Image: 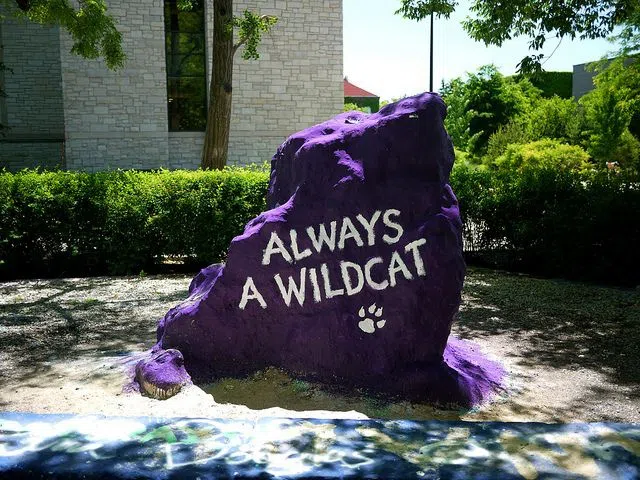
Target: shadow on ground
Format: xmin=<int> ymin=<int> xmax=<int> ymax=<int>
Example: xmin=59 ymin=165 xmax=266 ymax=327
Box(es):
xmin=458 ymin=267 xmax=640 ymax=387
xmin=0 ymin=275 xmax=190 ymax=387
xmin=1 ymin=269 xmax=638 ymax=422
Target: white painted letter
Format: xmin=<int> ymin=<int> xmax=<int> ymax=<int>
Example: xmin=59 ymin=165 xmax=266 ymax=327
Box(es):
xmin=388 ymin=251 xmax=413 ymax=287
xmin=382 ymin=209 xmax=404 ymax=244
xmin=340 ymin=261 xmax=364 ymax=296
xmin=356 ymin=210 xmax=381 ymax=246
xmin=320 ymin=263 xmax=344 ymax=298
xmin=404 ymin=238 xmax=427 ymax=276
xmin=239 ymin=276 xmax=267 ymax=310
xmin=364 ymin=257 xmax=389 ymax=291
xmin=274 ymin=268 xmax=307 ymax=307
xmin=262 ymin=231 xmax=293 ymax=265
xmin=289 ymin=229 xmax=312 ymax=261
xmin=306 ymin=221 xmax=337 ymax=253
xmin=338 ymin=217 xmax=364 ymax=250
xmin=308 ymin=267 xmax=322 ymax=303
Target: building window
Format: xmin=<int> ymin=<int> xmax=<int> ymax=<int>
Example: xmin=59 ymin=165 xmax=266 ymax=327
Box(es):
xmin=164 ymin=0 xmax=207 ymax=131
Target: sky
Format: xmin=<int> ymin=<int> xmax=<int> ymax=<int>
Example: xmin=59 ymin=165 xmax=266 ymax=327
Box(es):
xmin=343 ymin=0 xmax=622 ymax=101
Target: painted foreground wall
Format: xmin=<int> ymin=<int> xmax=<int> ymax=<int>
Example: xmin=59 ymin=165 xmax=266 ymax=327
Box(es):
xmin=0 ymin=413 xmax=638 ymax=479
xmin=0 ymin=0 xmax=342 ymax=171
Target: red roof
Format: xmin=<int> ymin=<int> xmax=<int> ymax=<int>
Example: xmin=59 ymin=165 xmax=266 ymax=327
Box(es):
xmin=344 ymin=79 xmax=379 ymax=98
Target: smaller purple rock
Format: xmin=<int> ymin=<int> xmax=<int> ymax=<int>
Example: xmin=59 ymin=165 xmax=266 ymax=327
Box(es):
xmin=135 ymin=348 xmax=192 ymax=400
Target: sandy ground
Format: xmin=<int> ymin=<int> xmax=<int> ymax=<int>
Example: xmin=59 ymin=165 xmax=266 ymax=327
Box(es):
xmin=0 ymin=271 xmax=638 ymax=423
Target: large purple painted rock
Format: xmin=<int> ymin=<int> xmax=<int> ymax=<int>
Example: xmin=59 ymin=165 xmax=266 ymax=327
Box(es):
xmin=150 ymin=93 xmax=504 ymax=406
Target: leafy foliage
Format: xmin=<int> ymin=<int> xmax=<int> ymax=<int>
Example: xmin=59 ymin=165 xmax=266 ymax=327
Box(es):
xmin=0 ymin=168 xmax=268 ymax=279
xmin=590 ymin=55 xmax=640 ymax=136
xmin=608 ymin=129 xmax=640 ymax=172
xmin=485 ymin=121 xmax=532 ymax=161
xmin=395 ymin=0 xmax=456 ymax=20
xmin=493 ymin=140 xmax=592 ymax=174
xmin=528 ymin=96 xmax=582 ymax=144
xmin=515 ymin=71 xmax=573 ymax=99
xmin=397 ymin=0 xmax=640 ymax=73
xmin=232 ymin=10 xmax=277 ymax=60
xmin=580 ymin=80 xmax=633 ymax=165
xmin=451 ymin=61 xmax=640 ymax=175
xmin=451 ymin=162 xmax=640 ymax=285
xmin=1 ymin=0 xmax=126 ymax=69
xmin=440 ymin=65 xmax=540 ymax=155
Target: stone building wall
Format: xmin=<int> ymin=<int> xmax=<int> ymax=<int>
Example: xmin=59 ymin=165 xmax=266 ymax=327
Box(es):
xmin=169 ymin=0 xmax=344 ymax=168
xmin=58 ymin=0 xmax=169 ymax=171
xmin=227 ymin=0 xmax=344 ymax=166
xmin=2 ymin=0 xmax=343 ymax=171
xmin=572 ymin=63 xmax=596 ymax=100
xmin=0 ymin=16 xmax=65 ymax=171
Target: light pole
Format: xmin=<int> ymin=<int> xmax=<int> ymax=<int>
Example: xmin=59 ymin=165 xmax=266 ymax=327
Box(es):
xmin=429 ymin=11 xmax=434 ymax=92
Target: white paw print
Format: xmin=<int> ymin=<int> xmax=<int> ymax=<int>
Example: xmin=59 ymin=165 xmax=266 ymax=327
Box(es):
xmin=358 ymin=303 xmax=386 ymax=334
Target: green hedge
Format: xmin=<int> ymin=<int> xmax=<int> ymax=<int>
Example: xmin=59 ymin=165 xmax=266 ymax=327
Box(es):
xmin=451 ymin=163 xmax=640 ymax=285
xmin=514 ymin=71 xmax=573 ymax=99
xmin=2 ymin=166 xmax=639 ymax=285
xmin=0 ymin=168 xmax=268 ymax=279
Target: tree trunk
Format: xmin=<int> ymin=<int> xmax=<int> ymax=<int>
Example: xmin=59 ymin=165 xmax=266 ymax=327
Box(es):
xmin=201 ymin=0 xmax=234 ymax=170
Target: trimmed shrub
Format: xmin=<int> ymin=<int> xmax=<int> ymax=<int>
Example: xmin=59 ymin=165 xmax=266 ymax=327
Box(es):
xmin=493 ymin=140 xmax=592 ymax=174
xmin=0 ymin=168 xmax=268 ymax=279
xmin=451 ymin=162 xmax=640 ymax=285
xmin=2 ymin=164 xmax=638 ymax=285
xmin=484 ymin=121 xmax=532 ymax=162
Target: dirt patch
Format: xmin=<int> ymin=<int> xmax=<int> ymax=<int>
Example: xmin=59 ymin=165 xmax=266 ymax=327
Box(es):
xmin=1 ymin=269 xmax=638 ymax=422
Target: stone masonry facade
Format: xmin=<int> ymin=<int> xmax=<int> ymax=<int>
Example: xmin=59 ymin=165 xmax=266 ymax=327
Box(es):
xmin=0 ymin=17 xmax=65 ymax=170
xmin=58 ymin=0 xmax=169 ymax=170
xmin=0 ymin=0 xmax=343 ymax=171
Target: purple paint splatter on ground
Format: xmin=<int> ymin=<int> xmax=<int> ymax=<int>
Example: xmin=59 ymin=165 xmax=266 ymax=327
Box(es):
xmin=139 ymin=92 xmax=506 ymax=406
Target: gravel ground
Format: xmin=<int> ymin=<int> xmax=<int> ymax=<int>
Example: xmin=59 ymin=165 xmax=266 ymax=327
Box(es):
xmin=0 ymin=268 xmax=638 ymax=422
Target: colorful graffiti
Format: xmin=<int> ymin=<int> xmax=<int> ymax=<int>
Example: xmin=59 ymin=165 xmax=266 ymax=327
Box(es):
xmin=0 ymin=413 xmax=638 ymax=479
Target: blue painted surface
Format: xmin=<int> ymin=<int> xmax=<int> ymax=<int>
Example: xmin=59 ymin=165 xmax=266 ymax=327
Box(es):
xmin=0 ymin=413 xmax=638 ymax=479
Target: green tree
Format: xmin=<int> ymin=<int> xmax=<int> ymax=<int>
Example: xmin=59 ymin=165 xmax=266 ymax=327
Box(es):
xmin=200 ymin=1 xmax=276 ymax=170
xmin=579 ymin=43 xmax=640 ymax=170
xmin=397 ymin=0 xmax=640 ymax=73
xmin=485 ymin=121 xmax=533 ymax=162
xmin=529 ymin=96 xmax=582 ymax=144
xmin=439 ymin=77 xmax=472 ymax=149
xmin=0 ymin=0 xmax=126 ymax=69
xmin=0 ymin=0 xmax=126 ymax=133
xmin=580 ymin=84 xmax=633 ymax=165
xmin=592 ymin=54 xmax=640 ymax=136
xmin=440 ymin=65 xmax=539 ymax=155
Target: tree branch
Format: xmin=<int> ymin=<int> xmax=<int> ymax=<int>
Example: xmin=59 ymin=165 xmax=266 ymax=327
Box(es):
xmin=232 ymin=37 xmax=246 ymax=56
xmin=232 ymin=14 xmax=276 ymax=55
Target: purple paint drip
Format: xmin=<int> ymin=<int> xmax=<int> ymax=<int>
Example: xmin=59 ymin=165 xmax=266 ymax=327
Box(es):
xmin=141 ymin=92 xmax=506 ymax=407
